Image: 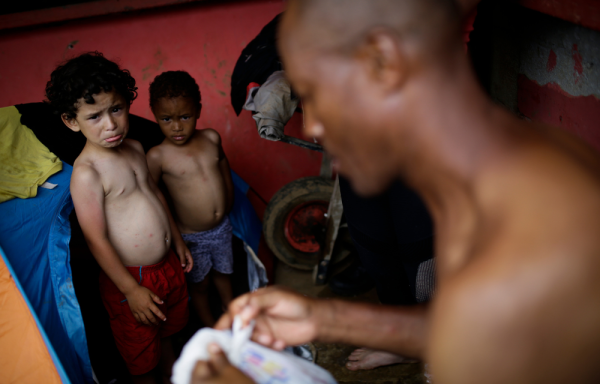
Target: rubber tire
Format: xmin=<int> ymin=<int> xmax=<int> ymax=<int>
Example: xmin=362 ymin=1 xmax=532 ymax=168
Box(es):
xmin=263 ymin=177 xmax=337 ymax=270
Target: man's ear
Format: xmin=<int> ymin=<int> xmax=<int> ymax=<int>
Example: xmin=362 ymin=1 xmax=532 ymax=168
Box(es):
xmin=356 ymin=28 xmax=408 ymax=92
xmin=61 ymin=114 xmax=80 ymax=132
xmin=196 ymin=104 xmax=202 ymax=119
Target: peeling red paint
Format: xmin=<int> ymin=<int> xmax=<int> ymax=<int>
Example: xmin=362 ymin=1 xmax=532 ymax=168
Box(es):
xmin=546 ymin=49 xmax=557 ymax=72
xmin=518 ymin=75 xmax=600 ymax=152
xmin=572 ymin=44 xmax=584 ymax=84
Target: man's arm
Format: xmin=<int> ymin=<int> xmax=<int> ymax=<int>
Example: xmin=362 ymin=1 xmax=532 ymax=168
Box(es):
xmin=71 ymin=165 xmax=166 ymax=325
xmin=216 ymin=286 xmax=428 ymax=359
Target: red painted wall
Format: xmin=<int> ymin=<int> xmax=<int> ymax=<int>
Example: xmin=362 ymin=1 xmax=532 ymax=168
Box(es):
xmin=518 ymin=76 xmax=600 ymax=151
xmin=0 ymin=0 xmax=323 ymax=217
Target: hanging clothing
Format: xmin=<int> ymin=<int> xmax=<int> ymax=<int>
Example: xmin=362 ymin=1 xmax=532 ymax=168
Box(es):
xmin=230 ymin=14 xmax=283 ymax=116
xmin=243 ymin=71 xmax=299 ymax=141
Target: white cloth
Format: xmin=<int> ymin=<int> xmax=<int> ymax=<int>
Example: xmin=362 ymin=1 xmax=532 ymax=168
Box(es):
xmin=172 ymin=316 xmax=337 ymax=384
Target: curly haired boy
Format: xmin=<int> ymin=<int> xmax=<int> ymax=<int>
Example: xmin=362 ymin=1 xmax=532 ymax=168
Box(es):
xmin=46 ymin=52 xmax=193 ymax=383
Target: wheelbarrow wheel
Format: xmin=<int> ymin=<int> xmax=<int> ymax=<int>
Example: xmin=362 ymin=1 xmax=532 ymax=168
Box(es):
xmin=263 ymin=176 xmax=352 ymax=270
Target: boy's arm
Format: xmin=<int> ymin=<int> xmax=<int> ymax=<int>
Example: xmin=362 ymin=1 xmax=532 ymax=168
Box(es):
xmin=216 ymin=133 xmax=234 ymax=214
xmin=144 ymin=161 xmax=193 ymax=273
xmin=146 ymin=147 xmax=163 ymax=186
xmin=71 ymin=165 xmax=167 ymax=326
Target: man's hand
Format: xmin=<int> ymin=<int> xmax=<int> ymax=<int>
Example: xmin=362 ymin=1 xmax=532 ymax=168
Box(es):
xmin=215 ymin=286 xmax=320 ymax=350
xmin=191 ymin=344 xmax=255 ymax=384
xmin=125 ymin=285 xmax=166 ymax=325
xmin=174 ymin=237 xmax=193 ymax=273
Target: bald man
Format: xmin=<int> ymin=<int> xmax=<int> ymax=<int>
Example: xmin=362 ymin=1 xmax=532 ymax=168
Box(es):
xmin=192 ymin=0 xmax=600 ymax=383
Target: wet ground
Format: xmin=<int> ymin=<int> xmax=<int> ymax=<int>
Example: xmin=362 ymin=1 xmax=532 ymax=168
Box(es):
xmin=273 ymin=262 xmax=428 ymax=384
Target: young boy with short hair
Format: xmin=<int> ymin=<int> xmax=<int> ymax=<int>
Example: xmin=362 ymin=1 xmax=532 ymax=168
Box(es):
xmin=45 ymin=52 xmax=193 ymax=384
xmin=146 ymin=71 xmax=234 ymax=327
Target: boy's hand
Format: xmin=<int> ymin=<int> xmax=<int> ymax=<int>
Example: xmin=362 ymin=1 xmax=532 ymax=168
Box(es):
xmin=125 ymin=285 xmax=166 ymax=325
xmin=175 ymin=239 xmax=193 ymax=273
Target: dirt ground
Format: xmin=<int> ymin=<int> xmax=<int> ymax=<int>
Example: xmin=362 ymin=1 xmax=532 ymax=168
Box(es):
xmin=273 ymin=261 xmax=429 ymax=384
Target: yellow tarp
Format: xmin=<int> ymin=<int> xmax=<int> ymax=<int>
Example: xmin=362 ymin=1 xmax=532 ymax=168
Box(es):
xmin=0 ymin=255 xmax=62 ymax=384
xmin=0 ymin=106 xmax=62 ymax=203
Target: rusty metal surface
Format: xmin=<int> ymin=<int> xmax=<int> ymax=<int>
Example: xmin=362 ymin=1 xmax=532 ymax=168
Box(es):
xmin=314 ymin=175 xmax=343 ymax=285
xmin=518 ymin=0 xmax=600 ymax=32
xmin=0 ymin=0 xmax=206 ymax=31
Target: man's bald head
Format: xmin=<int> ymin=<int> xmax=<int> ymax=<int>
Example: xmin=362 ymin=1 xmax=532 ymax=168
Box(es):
xmin=284 ymin=0 xmax=462 ymax=61
xmin=278 ymin=0 xmax=467 ymax=196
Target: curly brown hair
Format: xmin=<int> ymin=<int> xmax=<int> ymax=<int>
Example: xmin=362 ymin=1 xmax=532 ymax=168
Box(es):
xmin=45 ymin=51 xmax=138 ymax=119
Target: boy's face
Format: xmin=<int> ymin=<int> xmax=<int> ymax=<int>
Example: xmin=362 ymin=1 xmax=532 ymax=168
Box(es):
xmin=61 ymin=90 xmax=129 ymax=149
xmin=152 ymin=96 xmax=200 ymax=145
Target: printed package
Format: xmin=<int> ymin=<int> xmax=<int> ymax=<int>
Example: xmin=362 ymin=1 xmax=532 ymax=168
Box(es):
xmin=172 ymin=316 xmax=337 ymax=384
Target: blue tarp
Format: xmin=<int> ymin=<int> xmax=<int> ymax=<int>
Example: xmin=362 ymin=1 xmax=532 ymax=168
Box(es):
xmin=0 ymin=163 xmax=93 ymax=384
xmin=229 ymin=170 xmax=262 ymax=254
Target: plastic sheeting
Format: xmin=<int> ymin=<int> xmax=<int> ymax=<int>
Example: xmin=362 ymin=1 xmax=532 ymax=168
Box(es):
xmin=229 ymin=171 xmax=268 ymax=290
xmin=229 ymin=170 xmax=262 ymax=254
xmin=0 ymin=163 xmax=93 ymax=383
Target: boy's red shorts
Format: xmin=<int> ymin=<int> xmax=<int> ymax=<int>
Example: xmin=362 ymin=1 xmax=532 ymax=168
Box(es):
xmin=99 ymin=250 xmax=189 ymax=375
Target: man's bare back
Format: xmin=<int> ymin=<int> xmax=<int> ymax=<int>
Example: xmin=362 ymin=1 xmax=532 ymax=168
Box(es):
xmin=192 ymin=1 xmax=600 ymax=383
xmin=72 ymin=139 xmax=172 ymax=266
xmin=426 ymin=113 xmax=600 ymax=383
xmin=147 ymin=128 xmax=233 ymax=233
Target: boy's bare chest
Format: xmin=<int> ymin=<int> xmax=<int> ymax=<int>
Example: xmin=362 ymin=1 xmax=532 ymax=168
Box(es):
xmin=95 ymin=152 xmax=150 ymax=197
xmin=163 ymin=144 xmax=219 ymax=179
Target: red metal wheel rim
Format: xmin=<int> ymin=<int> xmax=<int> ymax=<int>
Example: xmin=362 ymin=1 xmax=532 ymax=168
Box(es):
xmin=284 ymin=200 xmax=328 ymax=253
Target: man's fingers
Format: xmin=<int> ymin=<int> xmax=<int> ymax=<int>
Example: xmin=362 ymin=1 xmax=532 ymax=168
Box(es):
xmin=214 ymin=312 xmax=233 ymax=330
xmin=254 ymin=332 xmax=274 ymax=347
xmin=228 ymin=293 xmax=252 ymax=316
xmin=208 ymin=343 xmax=229 ymax=370
xmin=273 ymin=339 xmax=286 ymax=350
xmin=192 ymin=360 xmax=213 ymax=381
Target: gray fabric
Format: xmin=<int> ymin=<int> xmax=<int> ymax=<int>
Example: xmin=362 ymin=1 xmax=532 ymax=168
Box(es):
xmin=243 ymin=70 xmax=299 ymax=141
xmin=415 ymin=258 xmax=436 ymax=303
